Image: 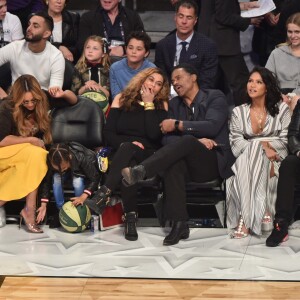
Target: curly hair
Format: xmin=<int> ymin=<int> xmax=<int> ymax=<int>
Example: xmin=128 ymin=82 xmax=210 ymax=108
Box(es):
xmin=246 ymin=67 xmax=282 ymax=117
xmin=47 ymin=143 xmax=71 ymax=174
xmin=75 ymin=35 xmax=110 ymax=74
xmin=11 ymin=74 xmax=52 ymax=144
xmin=119 ymin=67 xmax=169 ymax=111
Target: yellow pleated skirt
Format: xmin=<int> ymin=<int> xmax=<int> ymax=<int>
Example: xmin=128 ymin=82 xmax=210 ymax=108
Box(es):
xmin=0 ymin=143 xmax=48 ymax=201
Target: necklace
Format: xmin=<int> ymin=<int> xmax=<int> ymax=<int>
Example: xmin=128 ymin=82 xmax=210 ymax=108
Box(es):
xmin=252 ymin=107 xmax=266 ymax=132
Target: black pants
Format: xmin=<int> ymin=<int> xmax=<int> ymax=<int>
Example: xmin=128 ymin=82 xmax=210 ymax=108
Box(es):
xmin=105 ymin=142 xmax=155 ymax=213
xmin=275 ymin=155 xmax=300 ymax=222
xmin=218 ymin=54 xmax=249 ymax=107
xmin=142 ymin=135 xmax=219 ymax=221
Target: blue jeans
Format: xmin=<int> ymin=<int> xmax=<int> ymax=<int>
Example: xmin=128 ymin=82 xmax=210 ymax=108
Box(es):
xmin=52 ymin=172 xmax=85 ymax=210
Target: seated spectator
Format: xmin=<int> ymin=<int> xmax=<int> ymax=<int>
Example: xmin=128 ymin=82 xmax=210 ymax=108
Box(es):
xmin=85 ymin=67 xmax=169 ymax=242
xmin=44 ymin=0 xmax=80 ymax=62
xmin=0 ymin=0 xmax=23 ymax=48
xmin=109 ymin=31 xmax=155 ymax=100
xmin=266 ymin=98 xmax=300 ymax=247
xmin=7 ymin=0 xmax=45 ymax=33
xmin=155 ymin=0 xmax=218 ymax=90
xmin=71 ymin=35 xmax=110 ymax=100
xmin=0 ymin=11 xmax=77 ymax=107
xmin=226 ymin=67 xmax=291 ymax=239
xmin=266 ymin=13 xmax=300 ymax=111
xmin=273 ymin=0 xmax=300 ymax=47
xmin=0 ymin=75 xmax=51 ymax=232
xmin=77 ymin=0 xmax=144 ymax=61
xmin=39 ymin=142 xmax=101 ymax=228
xmin=121 ymin=64 xmax=235 ymax=246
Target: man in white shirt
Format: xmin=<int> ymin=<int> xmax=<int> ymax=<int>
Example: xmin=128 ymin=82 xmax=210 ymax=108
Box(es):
xmin=0 ymin=0 xmax=23 ymax=48
xmin=0 ymin=11 xmax=65 ymax=99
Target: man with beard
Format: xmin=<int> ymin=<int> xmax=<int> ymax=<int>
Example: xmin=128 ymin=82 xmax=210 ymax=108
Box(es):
xmin=0 ymin=11 xmax=68 ymax=102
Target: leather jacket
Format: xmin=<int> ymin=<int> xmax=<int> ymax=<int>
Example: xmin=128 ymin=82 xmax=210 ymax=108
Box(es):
xmin=39 ymin=142 xmax=101 ymax=200
xmin=288 ymin=100 xmax=300 ymax=154
xmin=51 ymin=9 xmax=80 ymax=60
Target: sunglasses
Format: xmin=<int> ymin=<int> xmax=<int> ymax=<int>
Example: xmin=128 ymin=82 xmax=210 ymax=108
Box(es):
xmin=23 ymin=99 xmax=37 ymax=105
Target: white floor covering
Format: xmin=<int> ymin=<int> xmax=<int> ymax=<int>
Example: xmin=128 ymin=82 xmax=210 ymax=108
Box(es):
xmin=1 ymin=224 xmax=300 ymax=281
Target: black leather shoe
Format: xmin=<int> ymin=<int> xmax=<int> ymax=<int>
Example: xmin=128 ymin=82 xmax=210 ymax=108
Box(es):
xmin=85 ymin=186 xmax=111 ymax=215
xmin=121 ymin=165 xmax=146 ymax=186
xmin=163 ymin=221 xmax=190 ymax=246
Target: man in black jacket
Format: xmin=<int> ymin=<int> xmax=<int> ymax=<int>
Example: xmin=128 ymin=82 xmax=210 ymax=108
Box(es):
xmin=77 ymin=0 xmax=144 ymax=59
xmin=266 ymin=99 xmax=300 ymax=247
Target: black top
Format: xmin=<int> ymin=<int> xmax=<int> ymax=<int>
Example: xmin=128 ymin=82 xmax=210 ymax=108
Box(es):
xmin=0 ymin=100 xmax=18 ymax=141
xmin=50 ymin=9 xmax=80 ymax=60
xmin=77 ymin=4 xmax=144 ymax=53
xmin=104 ymin=106 xmax=168 ymax=154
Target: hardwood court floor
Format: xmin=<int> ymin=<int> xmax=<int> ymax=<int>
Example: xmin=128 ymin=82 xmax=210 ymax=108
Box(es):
xmin=1 ymin=277 xmax=300 ymax=299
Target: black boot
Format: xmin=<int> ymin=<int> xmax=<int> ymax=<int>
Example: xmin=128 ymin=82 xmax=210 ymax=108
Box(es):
xmin=123 ymin=212 xmax=138 ymax=241
xmin=85 ymin=185 xmax=111 ymax=215
xmin=163 ymin=221 xmax=190 ymax=246
xmin=121 ymin=165 xmax=146 ymax=186
xmin=266 ymin=219 xmax=289 ymax=247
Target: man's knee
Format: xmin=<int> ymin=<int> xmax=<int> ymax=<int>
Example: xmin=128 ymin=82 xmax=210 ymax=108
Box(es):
xmin=280 ymin=155 xmax=300 ymax=175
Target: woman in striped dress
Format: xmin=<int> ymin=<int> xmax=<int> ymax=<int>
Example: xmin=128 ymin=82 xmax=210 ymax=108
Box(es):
xmin=226 ymin=67 xmax=291 ymax=238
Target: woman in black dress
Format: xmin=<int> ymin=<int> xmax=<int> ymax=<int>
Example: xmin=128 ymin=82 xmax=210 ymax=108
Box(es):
xmin=85 ymin=67 xmax=169 ymax=241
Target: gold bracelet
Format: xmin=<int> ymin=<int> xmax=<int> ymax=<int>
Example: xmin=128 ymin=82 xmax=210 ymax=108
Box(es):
xmin=144 ymin=102 xmax=155 ymax=110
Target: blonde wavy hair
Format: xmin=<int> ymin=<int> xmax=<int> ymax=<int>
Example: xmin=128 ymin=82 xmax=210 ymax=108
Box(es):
xmin=120 ymin=67 xmax=169 ymax=111
xmin=11 ymin=74 xmax=52 ymax=144
xmin=76 ymin=35 xmax=110 ymax=74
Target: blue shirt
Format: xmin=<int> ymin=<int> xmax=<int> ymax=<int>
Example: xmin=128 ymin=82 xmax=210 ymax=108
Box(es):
xmin=109 ymin=58 xmax=155 ymax=99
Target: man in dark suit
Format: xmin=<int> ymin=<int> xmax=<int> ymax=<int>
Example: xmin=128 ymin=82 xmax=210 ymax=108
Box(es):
xmin=122 ymin=64 xmax=234 ymax=246
xmin=155 ymin=0 xmax=218 ymax=89
xmin=77 ymin=0 xmax=144 ymax=59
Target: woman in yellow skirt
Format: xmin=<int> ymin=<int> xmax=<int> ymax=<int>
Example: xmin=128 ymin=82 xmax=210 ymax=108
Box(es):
xmin=0 ymin=74 xmax=52 ymax=233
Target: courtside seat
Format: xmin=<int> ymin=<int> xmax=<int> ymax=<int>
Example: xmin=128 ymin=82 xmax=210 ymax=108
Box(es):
xmin=51 ymin=96 xmax=105 ymax=149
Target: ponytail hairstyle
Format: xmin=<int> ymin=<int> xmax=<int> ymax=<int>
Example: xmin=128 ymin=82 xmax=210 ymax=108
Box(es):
xmin=48 ymin=143 xmax=71 ymax=174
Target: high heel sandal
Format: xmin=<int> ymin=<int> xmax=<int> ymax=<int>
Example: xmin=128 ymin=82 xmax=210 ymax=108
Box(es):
xmin=262 ymin=213 xmax=273 ymax=232
xmin=19 ymin=208 xmax=43 ymax=233
xmin=230 ymin=216 xmax=249 ymax=239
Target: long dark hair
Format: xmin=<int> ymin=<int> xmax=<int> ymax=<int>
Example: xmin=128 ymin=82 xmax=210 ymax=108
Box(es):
xmin=246 ymin=67 xmax=282 ymax=117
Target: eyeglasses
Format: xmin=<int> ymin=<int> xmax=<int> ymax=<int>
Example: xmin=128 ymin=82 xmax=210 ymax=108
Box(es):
xmin=23 ymin=99 xmax=37 ymax=105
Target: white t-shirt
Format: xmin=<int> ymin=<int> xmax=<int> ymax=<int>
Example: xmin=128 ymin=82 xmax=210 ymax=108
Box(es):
xmin=0 ymin=40 xmax=65 ymax=89
xmin=1 ymin=12 xmax=23 ymax=47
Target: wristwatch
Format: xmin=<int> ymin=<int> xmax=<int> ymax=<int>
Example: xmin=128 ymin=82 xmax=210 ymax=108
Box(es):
xmin=174 ymin=120 xmax=180 ymax=132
